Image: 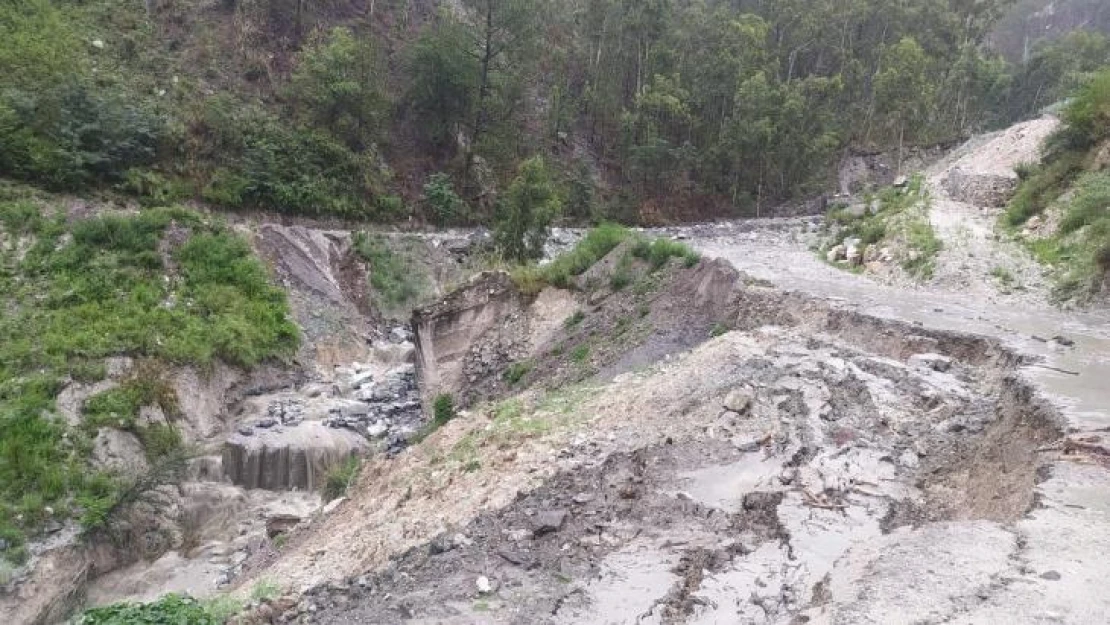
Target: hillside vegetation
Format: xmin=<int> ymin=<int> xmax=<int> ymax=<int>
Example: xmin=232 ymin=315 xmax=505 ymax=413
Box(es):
xmin=1006 ymin=68 xmax=1110 ymax=301
xmin=0 ymin=185 xmax=298 ymax=571
xmin=1 ymin=0 xmax=1108 ymax=225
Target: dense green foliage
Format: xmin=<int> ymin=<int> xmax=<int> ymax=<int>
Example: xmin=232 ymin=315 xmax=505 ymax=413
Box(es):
xmin=511 ymin=223 xmax=699 ymax=295
xmin=0 ymin=191 xmax=297 ymax=563
xmin=78 ymin=593 xmax=221 ymax=625
xmin=0 ymin=0 xmax=1106 ymax=222
xmin=494 ymin=157 xmax=562 ymax=262
xmin=323 ymin=456 xmax=361 ymax=502
xmin=1007 ymin=67 xmax=1110 ymax=299
xmin=352 ymin=232 xmax=432 ymax=316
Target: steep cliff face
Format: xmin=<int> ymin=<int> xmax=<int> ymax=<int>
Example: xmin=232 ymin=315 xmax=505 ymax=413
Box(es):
xmin=222 ymin=423 xmax=367 ymax=491
xmin=411 ymin=272 xmax=528 ymax=408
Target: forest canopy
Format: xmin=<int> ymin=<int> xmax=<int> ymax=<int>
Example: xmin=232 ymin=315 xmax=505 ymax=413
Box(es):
xmin=0 ymin=0 xmax=1107 ymax=223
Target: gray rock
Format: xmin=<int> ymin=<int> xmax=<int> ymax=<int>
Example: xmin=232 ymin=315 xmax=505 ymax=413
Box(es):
xmin=723 ymin=389 xmax=753 ymax=415
xmin=476 ymin=575 xmax=493 ymax=594
xmin=1051 ymin=335 xmax=1075 ymax=347
xmin=907 ymin=353 xmax=952 ymax=372
xmin=1040 ymin=570 xmax=1062 ymax=581
xmin=532 ymin=509 xmax=568 ymax=537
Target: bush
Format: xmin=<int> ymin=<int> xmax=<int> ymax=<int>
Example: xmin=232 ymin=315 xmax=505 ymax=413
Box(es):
xmin=1060 ymin=172 xmax=1110 ymax=235
xmin=494 ymin=157 xmax=562 ymax=262
xmin=352 ymin=232 xmax=428 ymax=315
xmin=1060 ymin=67 xmax=1110 ymax=149
xmin=630 ymin=238 xmax=700 ymax=269
xmin=422 ymin=173 xmax=467 ymax=225
xmin=0 ymin=82 xmax=167 ymax=191
xmin=323 ymin=456 xmax=360 ymax=502
xmin=192 ymin=98 xmax=378 ymax=217
xmin=1005 ymin=153 xmax=1083 ymax=226
xmin=503 ymin=361 xmax=532 ymax=385
xmin=433 ymin=393 xmax=456 ymax=427
xmin=78 ymin=594 xmax=221 ymax=625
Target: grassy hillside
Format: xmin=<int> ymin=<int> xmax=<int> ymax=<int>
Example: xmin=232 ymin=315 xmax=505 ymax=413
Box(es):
xmin=0 ymin=183 xmax=298 ymax=571
xmin=1005 ymin=68 xmax=1110 ymax=301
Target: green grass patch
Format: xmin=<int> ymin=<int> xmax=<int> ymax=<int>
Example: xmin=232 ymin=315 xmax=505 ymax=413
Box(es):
xmin=352 ymin=232 xmax=430 ymax=317
xmin=503 ymin=361 xmax=532 ymax=385
xmin=990 ymin=266 xmax=1016 ymax=287
xmin=511 ymin=223 xmax=630 ymax=294
xmin=823 ymin=175 xmax=939 ymax=281
xmin=0 ymin=200 xmax=298 ymax=561
xmin=510 ymin=224 xmax=699 ymax=296
xmin=323 ymin=456 xmax=361 ymax=502
xmin=563 ymin=310 xmax=585 ymax=329
xmin=1004 ymin=153 xmax=1083 ymax=227
xmin=571 ymin=344 xmax=590 ymax=364
xmin=901 ymin=220 xmax=943 ymax=280
xmin=78 ymin=594 xmax=222 ymax=625
xmin=630 ymin=237 xmax=700 ymax=269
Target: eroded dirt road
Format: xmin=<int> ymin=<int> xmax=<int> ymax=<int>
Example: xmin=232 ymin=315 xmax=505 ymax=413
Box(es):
xmin=242 ymin=123 xmax=1110 ymax=625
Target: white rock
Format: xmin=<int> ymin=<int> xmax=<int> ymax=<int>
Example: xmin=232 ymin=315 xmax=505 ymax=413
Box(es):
xmin=476 ymin=575 xmax=492 ymax=594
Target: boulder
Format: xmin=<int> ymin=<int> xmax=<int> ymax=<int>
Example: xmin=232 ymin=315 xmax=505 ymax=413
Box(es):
xmin=92 ymin=428 xmax=148 ymax=474
xmin=723 ymin=389 xmax=753 ymax=415
xmin=826 ymin=245 xmax=846 ymax=263
xmin=532 ymin=509 xmax=568 ymax=537
xmin=266 ymin=514 xmax=302 ymax=538
xmin=846 ymin=244 xmax=863 ymax=266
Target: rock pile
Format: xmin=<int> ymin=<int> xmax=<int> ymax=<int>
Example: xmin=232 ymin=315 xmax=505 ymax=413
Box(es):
xmin=323 ymin=363 xmax=422 ymax=453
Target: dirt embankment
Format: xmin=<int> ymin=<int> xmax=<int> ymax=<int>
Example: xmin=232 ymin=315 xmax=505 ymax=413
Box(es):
xmin=228 ymin=252 xmax=1066 ymax=625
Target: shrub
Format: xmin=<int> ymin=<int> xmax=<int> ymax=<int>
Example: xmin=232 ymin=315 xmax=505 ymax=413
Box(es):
xmin=494 ymin=157 xmax=563 ymax=262
xmin=433 ymin=393 xmax=456 ymax=426
xmin=503 ymin=361 xmax=532 ymax=385
xmin=630 ymin=238 xmax=700 ymax=269
xmin=78 ymin=594 xmax=221 ymax=625
xmin=323 ymin=456 xmax=360 ymax=502
xmin=422 ymin=173 xmax=467 ymax=225
xmin=1060 ymin=172 xmax=1110 ymax=235
xmin=0 ymin=82 xmax=167 ymax=191
xmin=352 ymin=232 xmax=428 ymax=315
xmin=1005 ymin=153 xmax=1083 ymax=226
xmin=191 ymin=98 xmax=377 ymax=217
xmin=1060 ymin=67 xmax=1110 ymax=149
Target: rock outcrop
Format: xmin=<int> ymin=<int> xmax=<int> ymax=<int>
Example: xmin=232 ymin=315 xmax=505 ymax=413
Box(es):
xmin=411 ymin=272 xmax=527 ymax=407
xmin=942 ymin=166 xmax=1019 ymax=207
xmin=222 ymin=422 xmax=367 ymax=491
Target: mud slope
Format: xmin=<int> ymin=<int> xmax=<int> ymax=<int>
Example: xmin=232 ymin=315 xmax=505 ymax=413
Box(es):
xmin=226 ymin=259 xmax=1095 ymax=624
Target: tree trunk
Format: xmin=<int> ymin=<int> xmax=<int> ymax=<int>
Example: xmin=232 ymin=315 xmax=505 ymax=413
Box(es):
xmin=465 ymin=0 xmax=496 ymax=187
